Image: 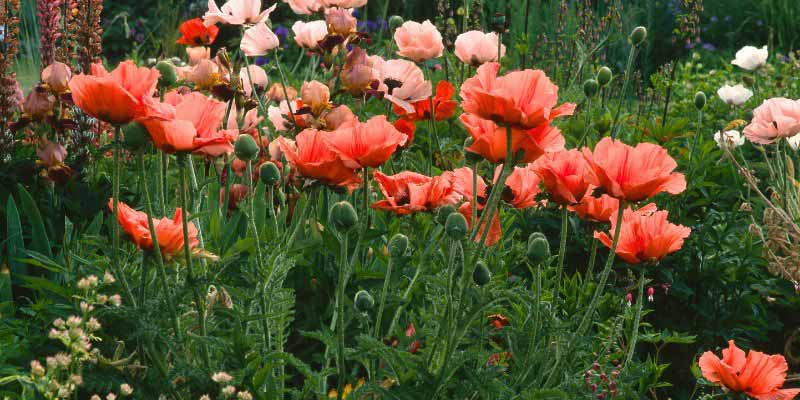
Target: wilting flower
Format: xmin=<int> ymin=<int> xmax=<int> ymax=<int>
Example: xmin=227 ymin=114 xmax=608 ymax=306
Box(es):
xmin=325 ymin=7 xmax=357 ymax=37
xmin=502 ymin=164 xmax=542 ymax=209
xmin=324 ymin=116 xmax=408 ymax=169
xmin=176 ymin=18 xmax=219 ymax=46
xmin=731 ymin=45 xmax=768 ymax=70
xmin=292 ymin=20 xmax=328 ymax=49
xmin=582 ymin=137 xmax=686 ymax=202
xmin=533 ymin=149 xmax=593 ymax=205
xmin=699 ymin=340 xmax=800 ymax=400
xmin=187 ymin=46 xmax=212 ymax=66
xmin=221 ymin=184 xmax=250 ymax=210
xmin=716 ymin=84 xmax=752 ymax=106
xmin=459 ymin=202 xmax=501 ymax=247
xmin=743 ymin=98 xmax=800 ymax=144
xmin=372 ymin=171 xmax=461 ymax=215
xmin=594 ymin=204 xmax=691 ymax=264
xmin=203 ymin=0 xmax=276 ymax=26
xmin=276 ymin=129 xmax=361 ymax=188
xmin=461 ymin=113 xmax=565 ymax=164
xmin=568 ymin=188 xmax=619 ymax=223
xmin=394 ymin=20 xmax=444 ymax=62
xmin=283 ymin=0 xmax=323 ymax=14
xmin=241 ymin=22 xmax=281 ymax=56
xmin=339 ymin=47 xmax=382 ymax=96
xmin=460 ymin=62 xmax=575 ymax=129
xmin=109 ymin=199 xmax=199 ymax=257
xmin=41 ymin=62 xmax=72 ymax=93
xmin=69 ymin=61 xmax=163 ymax=125
xmin=713 ymin=130 xmax=745 ymax=149
xmin=240 ymin=65 xmax=268 ymax=97
xmin=37 ymin=140 xmax=67 ymax=168
xmin=454 ymin=31 xmax=505 ymax=67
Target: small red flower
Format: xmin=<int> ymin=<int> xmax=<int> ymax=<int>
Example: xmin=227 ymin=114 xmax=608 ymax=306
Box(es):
xmin=409 ymin=340 xmax=420 ymax=354
xmin=405 ymin=323 xmax=416 ymax=338
xmin=488 ymin=314 xmax=509 ymax=330
xmin=176 ymin=18 xmax=220 ymax=46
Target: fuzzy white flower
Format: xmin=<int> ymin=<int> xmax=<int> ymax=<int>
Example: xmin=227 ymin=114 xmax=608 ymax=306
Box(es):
xmin=731 ymin=45 xmax=768 ymax=70
xmin=716 ymin=84 xmax=753 ymax=106
xmin=714 ymin=130 xmax=745 ymax=149
xmin=787 ymin=134 xmax=800 ymax=150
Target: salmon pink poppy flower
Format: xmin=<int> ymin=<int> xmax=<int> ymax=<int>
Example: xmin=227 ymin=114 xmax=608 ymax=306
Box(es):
xmin=502 ymin=164 xmax=542 ymax=209
xmin=394 ymin=20 xmax=444 ymax=63
xmin=324 ymin=105 xmax=358 ymax=130
xmin=283 ymin=0 xmax=323 ymax=14
xmin=203 ymin=0 xmax=276 ymax=26
xmin=461 ymin=113 xmax=565 ymax=164
xmin=459 ymin=202 xmax=501 ymax=247
xmin=594 ymin=204 xmax=691 ymax=264
xmin=460 ymin=62 xmax=575 ymax=129
xmin=743 ymin=98 xmax=800 ymax=144
xmin=454 ymin=31 xmax=505 ymax=67
xmin=268 ymin=100 xmax=298 ymax=132
xmin=292 ymin=20 xmax=328 ymax=49
xmin=395 ymin=80 xmax=457 ymax=122
xmin=241 ymin=65 xmax=268 ymax=97
xmin=241 ymin=22 xmax=281 ymax=56
xmin=371 ymin=171 xmax=432 ymax=215
xmin=699 ymin=340 xmax=800 ymax=400
xmin=533 ymin=149 xmax=593 ymax=205
xmin=568 ymin=188 xmax=619 ymax=223
xmin=378 ymin=59 xmax=432 ymax=113
xmin=324 ymin=116 xmax=408 ymax=169
xmin=177 ymin=18 xmax=220 ymax=46
xmin=451 ymin=167 xmax=488 ymax=208
xmin=109 ymin=199 xmax=199 ymax=257
xmin=582 ymin=137 xmax=686 ymax=202
xmin=68 ymin=61 xmax=163 ymax=125
xmin=186 ymin=47 xmax=212 ymax=66
xmin=276 ymin=129 xmax=361 ymax=189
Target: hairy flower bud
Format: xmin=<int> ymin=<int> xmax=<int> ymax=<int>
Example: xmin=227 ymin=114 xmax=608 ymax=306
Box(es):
xmin=155 ymin=60 xmax=178 ymax=88
xmin=694 ymin=91 xmax=707 ymax=110
xmin=388 ymin=233 xmax=409 ymax=258
xmin=330 ymin=201 xmax=358 ymax=232
xmin=583 ymin=79 xmax=599 ymax=98
xmin=445 ymin=212 xmax=469 ymax=240
xmin=526 ymin=232 xmax=550 ymax=263
xmin=597 ymin=67 xmax=613 ymax=86
xmin=354 ymin=290 xmax=374 ymax=312
xmin=259 ymin=161 xmax=281 ymax=186
xmin=473 ymin=261 xmax=491 ymax=286
xmin=122 ymin=121 xmax=151 ymax=151
xmin=629 ymin=26 xmax=647 ymax=46
xmin=234 ymin=134 xmax=260 ymax=161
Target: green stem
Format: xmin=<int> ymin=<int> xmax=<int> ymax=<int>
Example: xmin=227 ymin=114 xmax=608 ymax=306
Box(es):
xmin=584 ymin=233 xmax=599 ymax=288
xmin=272 ymin=48 xmax=297 ymax=126
xmin=335 ymin=232 xmax=349 ymax=400
xmin=552 ymin=206 xmax=569 ymax=302
xmin=578 ymin=97 xmax=593 ymax=147
xmin=160 ymin=152 xmax=168 ymax=215
xmin=624 ymin=267 xmax=648 ymax=368
xmin=610 ymin=46 xmax=638 ymax=139
xmin=470 ymin=161 xmax=479 ymax=237
xmin=111 ymin=127 xmax=121 ymax=281
xmin=374 ymin=257 xmax=394 ymax=340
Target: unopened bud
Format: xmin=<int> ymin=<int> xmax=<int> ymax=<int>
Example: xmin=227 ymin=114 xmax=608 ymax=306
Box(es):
xmin=234 ymin=134 xmax=260 ymax=161
xmin=354 ymin=290 xmax=374 ymax=312
xmin=597 ymin=66 xmax=613 ymax=86
xmin=629 ymin=26 xmax=647 ymax=46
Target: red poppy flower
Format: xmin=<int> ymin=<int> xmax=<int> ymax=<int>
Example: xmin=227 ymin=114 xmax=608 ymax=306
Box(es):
xmin=109 ymin=199 xmax=198 ymax=257
xmin=372 ymin=170 xmax=462 ymax=215
xmin=220 ymin=184 xmax=249 ymax=210
xmin=568 ymin=188 xmax=619 ymax=223
xmin=176 ymin=18 xmax=220 ymax=46
xmin=594 ymin=204 xmax=691 ymax=264
xmin=393 ymin=117 xmax=417 ymax=145
xmin=488 ymin=314 xmax=509 ymax=330
xmin=699 ymin=340 xmax=800 ymax=400
xmin=502 ymin=163 xmax=542 ymax=209
xmin=395 ymin=80 xmax=457 ymax=122
xmin=533 ymin=149 xmax=593 ymax=205
xmin=461 ymin=113 xmax=564 ymax=164
xmin=451 ymin=167 xmax=488 ymax=209
xmin=459 ymin=202 xmax=501 ymax=247
xmin=276 ymin=129 xmax=361 ymax=189
xmin=582 ymin=137 xmax=686 ymax=202
xmin=324 ymin=115 xmax=408 ymax=169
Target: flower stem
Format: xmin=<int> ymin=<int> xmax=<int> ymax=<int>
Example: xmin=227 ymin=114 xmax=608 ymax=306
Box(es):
xmin=111 ymin=126 xmax=121 ymax=280
xmin=610 ymin=46 xmax=638 ymax=139
xmin=578 ymin=97 xmax=593 ymax=147
xmin=374 ymin=257 xmax=393 ymax=340
xmin=624 ymin=267 xmax=648 ymax=368
xmin=272 ymin=48 xmax=297 ymax=126
xmin=335 ymin=231 xmax=349 ymax=400
xmin=552 ymin=206 xmax=569 ymax=302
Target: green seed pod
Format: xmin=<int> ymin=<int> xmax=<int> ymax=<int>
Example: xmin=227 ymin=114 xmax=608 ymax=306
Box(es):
xmin=445 ymin=212 xmax=469 ymax=240
xmin=234 ymin=134 xmax=260 ymax=161
xmin=155 ymin=60 xmax=178 ymax=88
xmin=694 ymin=91 xmax=707 ymax=110
xmin=597 ymin=66 xmax=613 ymax=86
xmin=473 ymin=261 xmax=491 ymax=286
xmin=436 ymin=204 xmax=458 ymax=226
xmin=330 ymin=201 xmax=358 ymax=232
xmin=629 ymin=26 xmax=647 ymax=46
xmin=526 ymin=232 xmax=550 ymax=264
xmin=259 ymin=161 xmax=281 ymax=186
xmin=583 ymin=79 xmax=599 ymax=98
xmin=388 ymin=233 xmax=409 ymax=258
xmin=354 ymin=290 xmax=374 ymax=312
xmin=388 ymin=15 xmax=404 ymax=30
xmin=122 ymin=121 xmax=151 ymax=151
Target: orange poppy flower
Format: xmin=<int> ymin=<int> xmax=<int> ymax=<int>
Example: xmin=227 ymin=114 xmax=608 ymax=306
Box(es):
xmin=393 ymin=118 xmax=417 ymax=145
xmin=699 ymin=340 xmax=800 ymax=400
xmin=459 ymin=62 xmax=575 ymax=129
xmin=451 ymin=167 xmax=488 ymax=209
xmin=502 ymin=164 xmax=542 ymax=209
xmin=176 ymin=18 xmax=220 ymax=46
xmin=487 ymin=314 xmax=509 ymax=330
xmin=594 ymin=204 xmax=691 ymax=264
xmin=276 ymin=129 xmax=361 ymax=189
xmin=372 ymin=170 xmax=462 ymax=215
xmin=460 ymin=113 xmax=564 ymax=164
xmin=568 ymin=188 xmax=619 ymax=223
xmin=582 ymin=137 xmax=686 ymax=202
xmin=533 ymin=149 xmax=593 ymax=205
xmin=69 ymin=61 xmax=164 ymax=125
xmin=109 ymin=199 xmax=199 ymax=257
xmin=395 ymin=80 xmax=457 ymax=122
xmin=324 ymin=116 xmax=408 ymax=169
xmin=459 ymin=202 xmax=501 ymax=247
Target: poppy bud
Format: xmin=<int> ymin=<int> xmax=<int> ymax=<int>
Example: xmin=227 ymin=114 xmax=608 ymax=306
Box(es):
xmin=436 ymin=204 xmax=457 ymax=226
xmin=122 ymin=121 xmax=151 ymax=151
xmin=526 ymin=232 xmax=550 ymax=263
xmin=354 ymin=290 xmax=374 ymax=312
xmin=445 ymin=212 xmax=468 ymax=240
xmin=388 ymin=15 xmax=404 ymax=30
xmin=155 ymin=60 xmax=178 ymax=88
xmin=234 ymin=134 xmax=260 ymax=161
xmin=583 ymin=79 xmax=599 ymax=98
xmin=742 ymin=75 xmax=755 ymax=86
xmin=330 ymin=201 xmax=358 ymax=232
xmin=473 ymin=261 xmax=491 ymax=286
xmin=629 ymin=26 xmax=647 ymax=46
xmin=597 ymin=67 xmax=613 ymax=86
xmin=259 ymin=161 xmax=281 ymax=186
xmin=694 ymin=91 xmax=707 ymax=110
xmin=491 ymin=13 xmax=507 ymax=33
xmin=388 ymin=233 xmax=409 ymax=258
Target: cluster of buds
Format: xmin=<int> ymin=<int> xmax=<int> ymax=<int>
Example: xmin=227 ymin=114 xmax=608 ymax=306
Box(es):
xmin=37 ymin=0 xmax=62 ymax=66
xmin=0 ymin=0 xmax=21 ymax=134
xmin=28 ymin=354 xmax=83 ymax=400
xmin=75 ymin=0 xmax=104 ymax=73
xmin=584 ymin=362 xmax=620 ymax=399
xmin=88 ymin=384 xmax=133 ymax=400
xmin=210 ymin=371 xmax=251 ymax=399
xmin=48 ymin=315 xmax=97 ymax=357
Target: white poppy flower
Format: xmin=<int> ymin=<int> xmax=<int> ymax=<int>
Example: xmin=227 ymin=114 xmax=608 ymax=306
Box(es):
xmin=717 ymin=84 xmax=753 ymax=106
xmin=731 ymin=45 xmax=768 ymax=70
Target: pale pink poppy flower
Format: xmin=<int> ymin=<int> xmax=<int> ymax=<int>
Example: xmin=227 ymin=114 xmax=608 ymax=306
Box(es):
xmin=187 ymin=46 xmax=211 ymax=66
xmin=241 ymin=22 xmax=280 ymax=56
xmin=319 ymin=0 xmax=366 ymax=8
xmin=301 ymin=80 xmax=331 ymax=115
xmin=394 ymin=20 xmax=444 ymax=63
xmin=292 ymin=20 xmax=328 ymax=49
xmin=378 ymin=59 xmax=431 ymax=113
xmin=325 ymin=7 xmax=356 ymax=36
xmin=454 ymin=31 xmax=505 ymax=67
xmin=743 ymin=97 xmax=800 ymax=144
xmin=37 ymin=141 xmax=67 ymax=168
xmin=268 ymin=100 xmax=298 ymax=131
xmin=283 ymin=0 xmax=323 ymax=15
xmin=240 ymin=65 xmax=268 ymax=97
xmin=203 ymin=0 xmax=276 ymax=26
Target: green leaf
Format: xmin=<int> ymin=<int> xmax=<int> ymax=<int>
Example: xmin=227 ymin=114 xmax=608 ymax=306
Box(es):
xmin=5 ymin=195 xmax=26 ymax=284
xmin=16 ymin=184 xmax=52 ymax=258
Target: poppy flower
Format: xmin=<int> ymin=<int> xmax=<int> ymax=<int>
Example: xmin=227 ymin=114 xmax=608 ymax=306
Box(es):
xmin=568 ymin=188 xmax=619 ymax=223
xmin=502 ymin=163 xmax=542 ymax=209
xmin=241 ymin=65 xmax=268 ymax=97
xmin=339 ymin=47 xmax=383 ymax=97
xmin=743 ymin=97 xmax=800 ymax=144
xmin=284 ymin=0 xmax=323 ymax=15
xmin=582 ymin=137 xmax=686 ymax=202
xmin=324 ymin=116 xmax=408 ymax=169
xmin=68 ymin=61 xmax=164 ymax=125
xmin=461 ymin=113 xmax=565 ymax=164
xmin=109 ymin=199 xmax=199 ymax=258
xmin=393 ymin=118 xmax=417 ymax=145
xmin=699 ymin=340 xmax=800 ymax=400
xmin=377 ymin=59 xmax=431 ymax=113
xmin=533 ymin=149 xmax=593 ymax=205
xmin=220 ymin=184 xmax=250 ymax=210
xmin=186 ymin=46 xmax=211 ymax=66
xmin=292 ymin=20 xmax=328 ymax=50
xmin=594 ymin=204 xmax=691 ymax=265
xmin=393 ymin=20 xmax=444 ymax=63
xmin=459 ymin=202 xmax=501 ymax=247
xmin=372 ymin=170 xmax=462 ymax=215
xmin=454 ymin=31 xmax=505 ymax=67
xmin=177 ymin=18 xmax=220 ymax=46
xmin=451 ymin=166 xmax=488 ymax=209
xmin=488 ymin=314 xmax=509 ymax=330
xmin=203 ymin=0 xmax=276 ymax=26
xmin=319 ymin=0 xmax=366 ymax=7
xmin=395 ymin=80 xmax=457 ymax=122
xmin=276 ymin=129 xmax=361 ymax=189
xmin=241 ymin=22 xmax=281 ymax=56
xmin=460 ymin=62 xmax=575 ymax=129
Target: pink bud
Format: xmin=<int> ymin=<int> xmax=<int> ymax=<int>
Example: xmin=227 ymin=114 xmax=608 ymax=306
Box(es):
xmin=625 ymin=292 xmax=633 ymax=306
xmin=647 ymin=286 xmax=655 ymax=302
